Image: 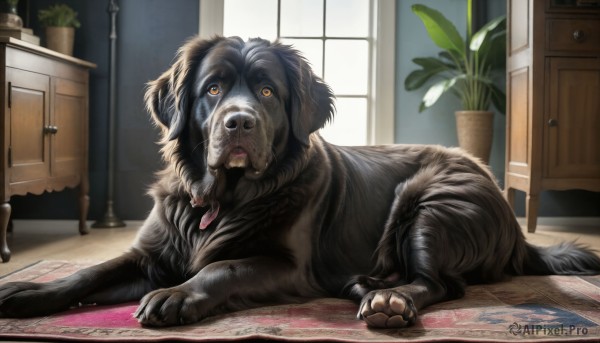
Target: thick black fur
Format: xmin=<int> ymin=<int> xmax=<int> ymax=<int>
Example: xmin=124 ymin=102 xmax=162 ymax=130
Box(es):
xmin=0 ymin=36 xmax=598 ymax=328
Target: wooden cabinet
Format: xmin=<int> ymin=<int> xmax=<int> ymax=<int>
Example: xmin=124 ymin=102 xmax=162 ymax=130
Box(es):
xmin=505 ymin=0 xmax=600 ymax=233
xmin=0 ymin=37 xmax=96 ymax=262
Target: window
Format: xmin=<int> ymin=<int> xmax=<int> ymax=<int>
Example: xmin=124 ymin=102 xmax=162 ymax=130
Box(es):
xmin=199 ymin=0 xmax=395 ymax=145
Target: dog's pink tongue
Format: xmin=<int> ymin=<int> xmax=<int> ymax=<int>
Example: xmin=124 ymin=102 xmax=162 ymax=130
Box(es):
xmin=200 ymin=203 xmax=220 ymax=230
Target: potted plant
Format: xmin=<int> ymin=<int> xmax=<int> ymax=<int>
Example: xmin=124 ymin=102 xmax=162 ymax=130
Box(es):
xmin=38 ymin=3 xmax=80 ymax=56
xmin=404 ymin=3 xmax=506 ymax=163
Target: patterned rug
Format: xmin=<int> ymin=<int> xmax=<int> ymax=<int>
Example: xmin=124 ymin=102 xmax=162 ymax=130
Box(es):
xmin=0 ymin=260 xmax=599 ymax=342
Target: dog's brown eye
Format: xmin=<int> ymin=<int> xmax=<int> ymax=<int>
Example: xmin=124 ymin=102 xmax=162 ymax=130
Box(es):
xmin=207 ymin=84 xmax=221 ymax=96
xmin=260 ymin=87 xmax=273 ymax=97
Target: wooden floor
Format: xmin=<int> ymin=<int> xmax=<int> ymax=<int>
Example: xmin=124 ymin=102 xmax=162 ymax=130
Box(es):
xmin=0 ymin=220 xmax=140 ymax=276
xmin=1 ymin=218 xmax=599 ymax=276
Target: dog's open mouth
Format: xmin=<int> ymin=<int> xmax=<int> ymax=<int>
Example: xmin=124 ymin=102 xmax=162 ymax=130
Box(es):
xmin=225 ymin=147 xmax=250 ymax=169
xmin=223 ymin=146 xmax=268 ymax=178
xmin=208 ymin=144 xmax=270 ymax=180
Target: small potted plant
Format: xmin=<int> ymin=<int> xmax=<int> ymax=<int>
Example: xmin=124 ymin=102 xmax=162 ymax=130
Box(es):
xmin=38 ymin=3 xmax=80 ymax=56
xmin=404 ymin=2 xmax=506 ymax=163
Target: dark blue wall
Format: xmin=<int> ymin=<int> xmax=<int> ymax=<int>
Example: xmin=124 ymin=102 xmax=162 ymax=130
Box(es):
xmin=11 ymin=0 xmax=199 ymax=221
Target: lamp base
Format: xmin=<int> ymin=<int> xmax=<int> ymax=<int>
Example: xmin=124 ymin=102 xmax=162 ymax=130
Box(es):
xmin=0 ymin=13 xmax=22 ymax=29
xmin=92 ymin=216 xmax=126 ymax=228
xmin=92 ymin=202 xmax=126 ymax=228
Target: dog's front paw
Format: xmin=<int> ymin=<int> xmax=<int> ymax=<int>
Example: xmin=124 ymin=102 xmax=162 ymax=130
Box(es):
xmin=358 ymin=290 xmax=417 ymax=328
xmin=134 ymin=287 xmax=210 ymax=327
xmin=0 ymin=281 xmax=49 ymax=317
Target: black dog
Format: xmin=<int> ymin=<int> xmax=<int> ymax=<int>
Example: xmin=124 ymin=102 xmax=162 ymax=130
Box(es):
xmin=0 ymin=36 xmax=598 ymax=328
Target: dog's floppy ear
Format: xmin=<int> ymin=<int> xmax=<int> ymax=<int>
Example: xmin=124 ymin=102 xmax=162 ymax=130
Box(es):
xmin=146 ymin=36 xmax=224 ymax=141
xmin=275 ymin=43 xmax=335 ymax=146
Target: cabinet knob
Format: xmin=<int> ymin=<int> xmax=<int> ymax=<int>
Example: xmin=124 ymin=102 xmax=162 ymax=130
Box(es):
xmin=572 ymin=30 xmax=585 ymax=42
xmin=548 ymin=119 xmax=558 ymax=127
xmin=44 ymin=125 xmax=59 ymax=134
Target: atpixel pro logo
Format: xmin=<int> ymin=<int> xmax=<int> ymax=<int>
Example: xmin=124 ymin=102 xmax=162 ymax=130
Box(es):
xmin=508 ymin=322 xmax=589 ymax=337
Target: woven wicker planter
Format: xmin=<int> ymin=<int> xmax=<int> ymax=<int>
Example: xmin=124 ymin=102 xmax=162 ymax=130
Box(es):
xmin=455 ymin=110 xmax=494 ymax=164
xmin=45 ymin=26 xmax=74 ymax=56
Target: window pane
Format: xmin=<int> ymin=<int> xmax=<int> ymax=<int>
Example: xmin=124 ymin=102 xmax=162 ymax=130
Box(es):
xmin=280 ymin=0 xmax=323 ymax=37
xmin=223 ymin=0 xmax=277 ymax=40
xmin=280 ymin=39 xmax=323 ymax=77
xmin=320 ymin=98 xmax=367 ymax=146
xmin=324 ymin=40 xmax=368 ymax=95
xmin=326 ymin=0 xmax=369 ymax=37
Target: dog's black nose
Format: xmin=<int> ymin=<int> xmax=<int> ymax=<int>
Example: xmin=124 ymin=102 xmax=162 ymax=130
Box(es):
xmin=224 ymin=113 xmax=256 ymax=131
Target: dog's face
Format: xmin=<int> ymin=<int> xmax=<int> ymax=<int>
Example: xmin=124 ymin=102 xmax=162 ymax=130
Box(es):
xmin=196 ymin=39 xmax=290 ymax=178
xmin=146 ymin=37 xmax=334 ymax=202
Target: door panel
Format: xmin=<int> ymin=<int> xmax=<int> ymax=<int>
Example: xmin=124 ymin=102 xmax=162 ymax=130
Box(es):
xmin=546 ymin=58 xmax=600 ymax=178
xmin=52 ymin=78 xmax=86 ymax=179
xmin=507 ymin=67 xmax=530 ymax=176
xmin=6 ymin=68 xmax=50 ymax=184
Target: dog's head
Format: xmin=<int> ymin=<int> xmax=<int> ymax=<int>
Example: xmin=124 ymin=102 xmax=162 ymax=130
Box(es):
xmin=146 ymin=36 xmax=334 ymax=205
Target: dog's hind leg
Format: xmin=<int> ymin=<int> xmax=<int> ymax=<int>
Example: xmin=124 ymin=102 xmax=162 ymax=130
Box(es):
xmin=354 ymin=211 xmax=465 ymax=328
xmin=354 ymin=215 xmax=460 ymax=328
xmin=354 ymin=163 xmax=500 ymax=328
xmin=351 ymin=192 xmax=463 ymax=327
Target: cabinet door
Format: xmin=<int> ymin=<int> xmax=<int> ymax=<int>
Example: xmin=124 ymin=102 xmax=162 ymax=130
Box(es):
xmin=51 ymin=78 xmax=87 ymax=183
xmin=546 ymin=58 xmax=600 ymax=179
xmin=6 ymin=68 xmax=50 ymax=186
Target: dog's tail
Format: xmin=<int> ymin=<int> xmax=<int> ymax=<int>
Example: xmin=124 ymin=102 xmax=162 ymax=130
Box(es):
xmin=518 ymin=242 xmax=600 ymax=276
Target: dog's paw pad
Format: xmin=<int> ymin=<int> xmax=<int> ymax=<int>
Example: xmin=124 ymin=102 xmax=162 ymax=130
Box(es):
xmin=358 ymin=290 xmax=417 ymax=328
xmin=134 ymin=288 xmax=206 ymax=327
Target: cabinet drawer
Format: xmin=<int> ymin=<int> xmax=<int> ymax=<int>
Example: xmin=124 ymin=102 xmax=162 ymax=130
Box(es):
xmin=547 ymin=19 xmax=600 ymax=53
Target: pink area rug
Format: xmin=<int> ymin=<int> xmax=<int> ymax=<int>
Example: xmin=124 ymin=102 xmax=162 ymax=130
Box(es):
xmin=0 ymin=260 xmax=599 ymax=342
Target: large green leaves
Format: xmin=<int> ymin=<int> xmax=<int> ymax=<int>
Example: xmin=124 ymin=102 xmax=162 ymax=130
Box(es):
xmin=471 ymin=16 xmax=506 ymax=71
xmin=412 ymin=4 xmax=465 ymax=59
xmin=418 ymin=74 xmax=505 ymax=113
xmin=406 ymin=4 xmax=506 ymax=114
xmin=405 ymin=57 xmax=454 ymax=91
xmin=419 ymin=76 xmax=460 ymax=112
xmin=470 ymin=15 xmax=506 ymax=52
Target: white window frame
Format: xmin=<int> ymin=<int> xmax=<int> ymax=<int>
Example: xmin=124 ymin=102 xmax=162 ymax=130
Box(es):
xmin=198 ymin=0 xmax=395 ymax=145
